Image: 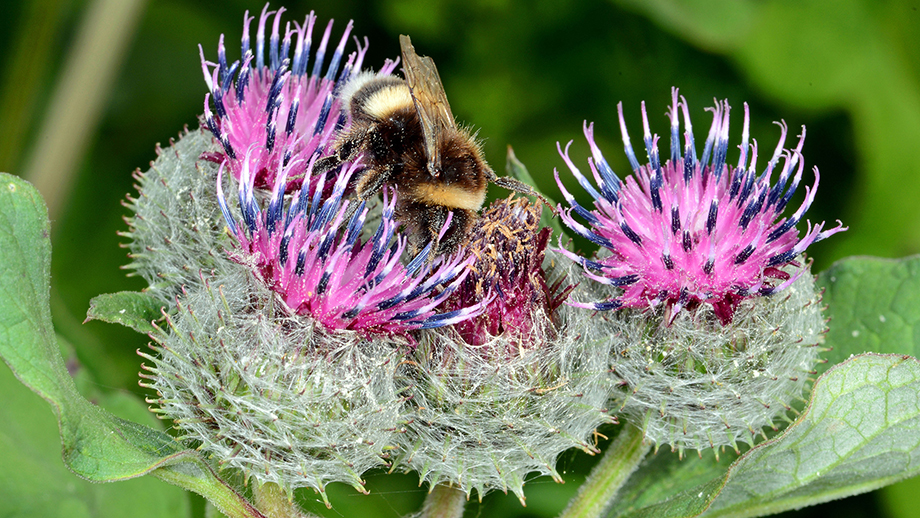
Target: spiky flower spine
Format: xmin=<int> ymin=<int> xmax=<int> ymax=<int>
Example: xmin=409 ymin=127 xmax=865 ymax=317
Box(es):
xmin=392 ymin=198 xmax=615 ymax=503
xmin=121 ymin=129 xmax=236 ymax=301
xmin=600 ymin=265 xmax=825 ymax=454
xmin=139 ymin=264 xmax=406 ymax=506
xmin=555 ymin=88 xmax=845 ymax=324
xmin=200 ymin=4 xmax=397 ymax=191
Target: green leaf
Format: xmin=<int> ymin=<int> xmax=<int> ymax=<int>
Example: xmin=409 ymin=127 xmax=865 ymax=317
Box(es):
xmin=0 ymin=174 xmax=264 ymax=518
xmin=86 ymin=291 xmax=165 ymax=334
xmin=609 ymin=354 xmax=920 ymax=517
xmin=608 ymin=255 xmax=920 ymax=516
xmin=0 ymin=173 xmax=178 ymax=479
xmin=0 ymin=342 xmax=190 ymax=517
xmin=608 ymin=449 xmax=737 ymax=518
xmin=816 ymin=255 xmax=920 ymax=373
xmin=704 ymin=353 xmax=920 ymax=517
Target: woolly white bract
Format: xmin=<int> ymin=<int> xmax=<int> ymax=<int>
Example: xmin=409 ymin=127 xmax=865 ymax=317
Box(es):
xmin=598 ymin=265 xmax=824 ymax=454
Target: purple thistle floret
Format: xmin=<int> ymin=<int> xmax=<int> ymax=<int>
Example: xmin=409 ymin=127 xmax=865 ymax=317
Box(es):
xmin=200 ymin=4 xmax=398 ymax=190
xmin=216 ymin=148 xmax=484 ymax=337
xmin=556 ymin=88 xmax=846 ymax=325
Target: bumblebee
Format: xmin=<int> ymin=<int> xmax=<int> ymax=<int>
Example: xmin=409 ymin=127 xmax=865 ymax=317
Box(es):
xmin=315 ymin=35 xmax=545 ymax=255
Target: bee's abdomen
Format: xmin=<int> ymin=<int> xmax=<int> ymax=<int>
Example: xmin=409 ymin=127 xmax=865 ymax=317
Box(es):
xmin=411 ymin=182 xmax=486 ymax=211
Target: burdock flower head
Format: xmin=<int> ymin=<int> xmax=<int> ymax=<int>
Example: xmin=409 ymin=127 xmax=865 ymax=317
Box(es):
xmin=200 ymin=4 xmax=397 ymax=190
xmin=556 ymin=89 xmax=844 ymax=453
xmin=556 ymin=88 xmax=845 ymax=324
xmin=217 ymin=150 xmax=485 ymax=337
xmin=392 ymin=196 xmax=613 ymax=503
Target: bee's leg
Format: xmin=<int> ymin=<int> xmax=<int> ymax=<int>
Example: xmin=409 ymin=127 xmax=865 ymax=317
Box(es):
xmin=310 ymin=128 xmax=369 ymax=176
xmin=487 ymin=172 xmax=557 ymax=214
xmin=354 ymin=163 xmax=395 ymax=200
xmin=311 ymin=154 xmax=342 ymax=176
xmin=424 ymin=212 xmax=444 ymax=260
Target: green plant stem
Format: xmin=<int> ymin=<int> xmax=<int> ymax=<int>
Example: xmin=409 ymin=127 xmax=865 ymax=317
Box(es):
xmin=419 ymin=483 xmax=467 ymax=518
xmin=558 ymin=424 xmax=650 ymax=518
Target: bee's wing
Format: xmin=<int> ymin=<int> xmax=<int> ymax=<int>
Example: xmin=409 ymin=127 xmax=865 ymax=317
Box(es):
xmin=399 ymin=34 xmax=455 ymax=175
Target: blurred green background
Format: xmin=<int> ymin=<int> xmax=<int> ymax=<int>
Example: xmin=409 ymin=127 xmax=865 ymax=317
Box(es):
xmin=0 ymin=0 xmax=918 ymax=516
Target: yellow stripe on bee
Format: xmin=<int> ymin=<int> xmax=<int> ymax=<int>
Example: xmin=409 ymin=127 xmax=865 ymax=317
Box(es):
xmin=413 ymin=183 xmax=486 ymax=211
xmin=363 ymin=85 xmax=413 ymax=119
